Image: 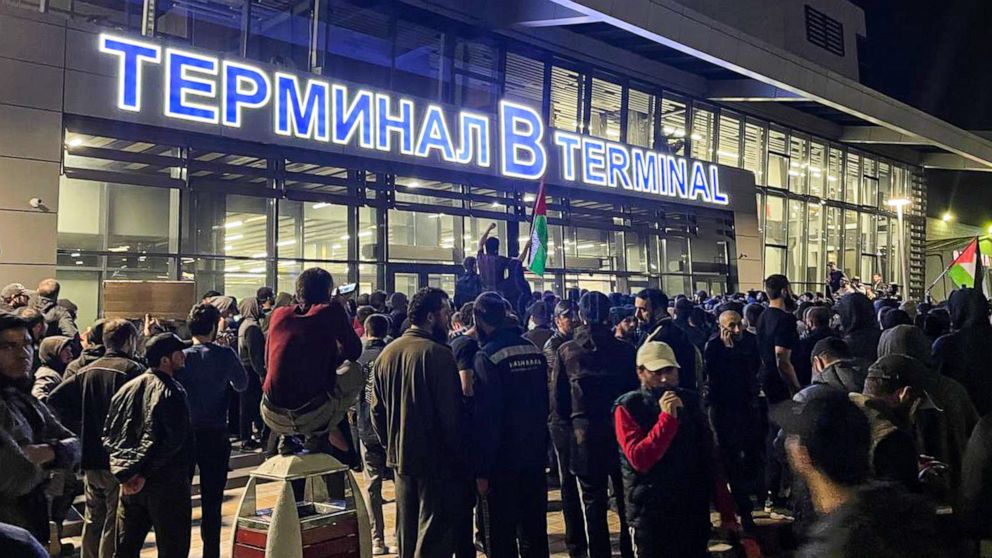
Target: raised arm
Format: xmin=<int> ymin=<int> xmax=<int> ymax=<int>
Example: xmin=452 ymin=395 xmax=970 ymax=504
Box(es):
xmin=477 ymin=222 xmax=497 ymax=253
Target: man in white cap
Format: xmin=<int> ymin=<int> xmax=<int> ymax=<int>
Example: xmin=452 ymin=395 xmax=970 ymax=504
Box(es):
xmin=613 ymin=338 xmax=738 ymax=557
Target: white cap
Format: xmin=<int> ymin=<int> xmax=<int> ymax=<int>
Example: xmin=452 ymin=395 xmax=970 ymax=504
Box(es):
xmin=636 ymin=340 xmax=680 ymax=371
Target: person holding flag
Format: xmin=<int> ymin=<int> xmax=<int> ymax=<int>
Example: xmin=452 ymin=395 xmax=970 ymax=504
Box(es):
xmin=932 ymin=237 xmax=992 ymax=415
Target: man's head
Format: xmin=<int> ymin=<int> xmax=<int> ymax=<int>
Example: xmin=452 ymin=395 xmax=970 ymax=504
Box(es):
xmin=634 ymin=288 xmax=668 ymax=327
xmin=202 ymin=290 xmax=222 ymax=303
xmin=256 ymin=286 xmax=275 ymax=310
xmin=36 ymin=278 xmax=60 ymax=299
xmin=863 ymin=354 xmax=934 ymax=415
xmin=674 ymin=298 xmax=694 ymax=320
xmin=872 ymin=273 xmax=882 ymax=284
xmin=364 ymin=314 xmax=389 ymax=340
xmin=39 ymin=336 xmax=73 ymax=370
xmin=356 ymin=305 xmax=377 ymax=329
xmin=388 ymin=292 xmax=409 ymax=312
xmin=743 ymin=303 xmax=764 ymax=330
xmin=103 ymin=318 xmax=138 ymax=357
xmin=776 ymin=393 xmax=871 ymax=508
xmin=828 ymin=261 xmax=837 ymax=271
xmin=811 ymin=337 xmax=852 ymax=377
xmin=636 ymin=340 xmax=680 ymax=391
xmin=369 ymin=290 xmax=388 ymax=311
xmin=144 ymin=333 xmax=187 ymax=375
xmin=554 ymin=300 xmax=577 ymax=336
xmin=764 ymin=274 xmax=791 ymax=302
xmin=409 ymin=287 xmax=451 ymax=342
xmin=528 ymin=301 xmax=550 ymax=330
xmin=484 ymin=236 xmax=500 ymax=255
xmin=473 ymin=292 xmax=507 ymax=338
xmin=0 ymin=312 xmax=33 ymax=380
xmin=718 ymin=310 xmax=743 ymax=342
xmin=806 ymin=306 xmax=831 ymax=331
xmin=296 ymin=267 xmax=334 ymax=305
xmin=188 ymin=303 xmax=222 ymax=341
xmin=1 ymin=283 xmax=30 ymax=309
xmin=16 ymin=307 xmax=45 ymax=342
xmin=579 ymin=292 xmax=611 ymax=327
xmin=463 ymin=256 xmax=477 ymax=274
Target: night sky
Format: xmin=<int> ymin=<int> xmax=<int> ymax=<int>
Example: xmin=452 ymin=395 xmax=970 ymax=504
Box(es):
xmin=851 ymin=0 xmax=992 ymax=226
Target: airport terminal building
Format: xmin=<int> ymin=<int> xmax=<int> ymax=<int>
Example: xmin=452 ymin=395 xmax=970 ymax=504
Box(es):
xmin=2 ymin=0 xmax=991 ymax=325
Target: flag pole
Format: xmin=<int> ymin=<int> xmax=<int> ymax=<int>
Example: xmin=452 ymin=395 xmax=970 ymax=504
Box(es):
xmin=926 ymin=236 xmax=980 ymax=298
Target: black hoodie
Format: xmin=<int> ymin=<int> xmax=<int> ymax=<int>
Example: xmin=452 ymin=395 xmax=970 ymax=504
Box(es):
xmin=933 ymin=288 xmax=992 ymax=415
xmin=836 ymin=293 xmax=881 ymax=367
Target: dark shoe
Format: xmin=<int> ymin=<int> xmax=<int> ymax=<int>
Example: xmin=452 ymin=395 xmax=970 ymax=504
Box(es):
xmin=278 ymin=435 xmax=304 ymax=456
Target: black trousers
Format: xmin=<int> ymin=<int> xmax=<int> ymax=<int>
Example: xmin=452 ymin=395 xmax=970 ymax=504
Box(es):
xmin=480 ymin=468 xmax=549 ymax=558
xmin=190 ymin=427 xmax=231 ymax=558
xmin=576 ymin=468 xmax=633 ymax=558
xmin=630 ymin=520 xmax=710 ymax=558
xmin=550 ymin=423 xmax=587 ymax=558
xmin=394 ymin=473 xmax=464 ymax=558
xmin=712 ymin=408 xmax=763 ymax=521
xmin=240 ymin=373 xmax=264 ymax=442
xmin=115 ymin=477 xmax=191 ymax=558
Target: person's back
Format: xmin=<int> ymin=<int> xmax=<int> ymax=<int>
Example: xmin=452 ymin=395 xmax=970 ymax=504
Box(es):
xmin=453 ymin=257 xmax=482 ymax=309
xmin=836 ymin=293 xmax=881 ymax=367
xmin=756 ymin=305 xmax=800 ymax=403
xmin=933 ymin=287 xmax=992 ymax=415
xmin=558 ymin=324 xmax=638 ymax=477
xmin=179 ymin=342 xmax=248 ymax=430
xmin=372 ymin=316 xmax=462 ymax=478
xmin=264 ymin=301 xmax=361 ymax=409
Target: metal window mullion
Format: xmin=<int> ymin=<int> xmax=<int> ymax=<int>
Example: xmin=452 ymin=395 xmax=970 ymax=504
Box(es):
xmin=141 ymin=0 xmax=157 ymax=37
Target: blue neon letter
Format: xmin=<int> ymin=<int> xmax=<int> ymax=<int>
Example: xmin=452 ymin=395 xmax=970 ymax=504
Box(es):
xmin=456 ymin=113 xmax=491 ymax=167
xmin=631 ymin=149 xmax=657 ymax=193
xmin=415 ymin=106 xmax=456 ymax=161
xmin=332 ymin=85 xmax=373 ymax=148
xmin=499 ymin=101 xmax=546 ymax=179
xmin=222 ymin=62 xmax=270 ymax=127
xmin=275 ymin=74 xmax=329 ymax=141
xmin=582 ymin=138 xmax=607 ymax=186
xmin=376 ymin=95 xmax=415 ymax=154
xmin=165 ymin=50 xmax=219 ymax=123
xmin=606 ymin=144 xmax=631 ymax=189
xmin=689 ymin=161 xmax=712 ymax=202
xmin=667 ymin=157 xmax=688 ymax=198
xmin=711 ymin=166 xmax=729 ymax=205
xmin=554 ymin=132 xmax=581 ymax=181
xmin=99 ymin=35 xmax=161 ymax=112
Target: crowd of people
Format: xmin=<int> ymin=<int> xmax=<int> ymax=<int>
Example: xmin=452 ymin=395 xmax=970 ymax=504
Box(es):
xmin=1 ymin=250 xmax=992 ymax=558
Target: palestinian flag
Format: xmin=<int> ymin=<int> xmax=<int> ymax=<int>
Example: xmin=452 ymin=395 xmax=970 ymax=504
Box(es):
xmin=948 ymin=237 xmax=982 ymax=289
xmin=527 ymin=180 xmax=548 ymax=277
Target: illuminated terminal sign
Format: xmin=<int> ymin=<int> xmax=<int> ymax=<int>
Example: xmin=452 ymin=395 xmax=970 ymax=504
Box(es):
xmin=98 ymin=34 xmax=728 ymax=206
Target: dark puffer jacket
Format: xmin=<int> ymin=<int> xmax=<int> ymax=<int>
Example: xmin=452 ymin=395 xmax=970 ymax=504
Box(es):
xmin=933 ymin=288 xmax=992 ymax=415
xmin=556 ymin=325 xmax=638 ymax=477
xmin=28 ymin=294 xmax=78 ymax=339
xmin=614 ymin=389 xmax=714 ymax=530
xmin=102 ymin=370 xmax=193 ymax=485
xmin=543 ymin=330 xmax=571 ymax=425
xmin=836 ymin=293 xmax=881 ymax=367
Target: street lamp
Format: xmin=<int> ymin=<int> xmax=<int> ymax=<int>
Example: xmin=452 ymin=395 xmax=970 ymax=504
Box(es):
xmin=887 ymin=198 xmax=912 ymax=296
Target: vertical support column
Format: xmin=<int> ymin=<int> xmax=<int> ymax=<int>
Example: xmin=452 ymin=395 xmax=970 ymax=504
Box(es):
xmin=141 ymin=0 xmax=157 ymax=37
xmin=240 ymin=0 xmax=252 ymax=58
xmin=310 ymin=0 xmax=328 ymax=74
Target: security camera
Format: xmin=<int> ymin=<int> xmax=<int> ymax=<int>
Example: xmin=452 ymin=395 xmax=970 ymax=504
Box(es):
xmin=29 ymin=198 xmax=43 ymax=208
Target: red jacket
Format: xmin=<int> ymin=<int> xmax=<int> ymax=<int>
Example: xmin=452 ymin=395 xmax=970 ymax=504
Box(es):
xmin=263 ymin=303 xmax=362 ymax=409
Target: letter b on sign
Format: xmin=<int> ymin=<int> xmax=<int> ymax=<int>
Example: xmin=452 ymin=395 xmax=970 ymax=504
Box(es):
xmin=499 ymin=101 xmax=546 ymax=180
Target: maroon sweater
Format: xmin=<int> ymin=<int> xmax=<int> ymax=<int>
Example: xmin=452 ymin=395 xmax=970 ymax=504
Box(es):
xmin=263 ymin=303 xmax=363 ymax=409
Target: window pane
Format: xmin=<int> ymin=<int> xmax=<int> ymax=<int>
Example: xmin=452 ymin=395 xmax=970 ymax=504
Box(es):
xmin=764 ymin=195 xmax=786 ymax=245
xmin=764 ymin=246 xmax=785 ymax=275
xmin=277 ymin=200 xmax=349 ymax=261
xmin=565 ymin=227 xmax=616 ymax=271
xmin=358 ymin=206 xmax=378 ymax=262
xmin=357 ymin=263 xmax=379 ymax=294
xmin=58 ymin=178 xmax=179 ymax=254
xmin=156 ymin=0 xmax=243 ymax=56
xmin=624 ymin=230 xmax=649 ymax=273
xmin=663 ymin=236 xmax=689 ymax=274
xmin=454 ymin=39 xmax=499 ymax=111
xmin=767 ymin=128 xmax=788 ymax=189
xmin=789 ymin=134 xmax=808 ymax=195
xmin=845 ymin=153 xmax=861 ymax=205
xmin=690 ymin=106 xmax=715 ymax=162
xmin=55 ymin=270 xmax=100 ymax=331
xmin=627 ymin=88 xmax=655 ymax=148
xmin=276 ymin=261 xmax=349 ymax=297
xmin=744 ymin=120 xmax=766 ymax=185
xmin=191 ymin=193 xmax=270 ymax=258
xmin=878 ymin=216 xmax=891 ymax=281
xmin=393 ymin=19 xmax=443 ymax=99
xmin=827 ymin=147 xmax=843 ymax=201
xmin=325 ymin=1 xmax=392 ymax=87
xmin=589 ymin=77 xmax=621 ymax=141
xmin=504 ymin=53 xmax=545 ymax=107
xmin=550 ymin=66 xmax=582 ymax=131
xmin=248 ymin=1 xmax=310 ymax=70
xmin=787 ymin=200 xmax=804 ymax=282
xmin=825 ymin=206 xmax=841 ymax=271
xmin=717 ymin=112 xmax=741 ymax=166
xmin=806 ymin=203 xmax=823 ymax=286
xmin=388 ymin=210 xmax=455 ymax=262
xmin=393 ymin=273 xmax=419 ymax=298
xmin=182 ymin=257 xmax=268 ymax=303
xmin=843 ymin=210 xmax=859 ymax=276
xmin=660 ymin=95 xmax=687 ymax=155
xmin=808 ymin=141 xmax=826 ymax=198
xmin=878 ymin=162 xmax=892 ymax=207
xmin=861 ymin=213 xmax=877 ymax=254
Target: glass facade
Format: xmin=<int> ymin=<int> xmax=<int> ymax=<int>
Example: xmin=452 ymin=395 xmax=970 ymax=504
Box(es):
xmin=48 ymin=0 xmax=927 ymax=311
